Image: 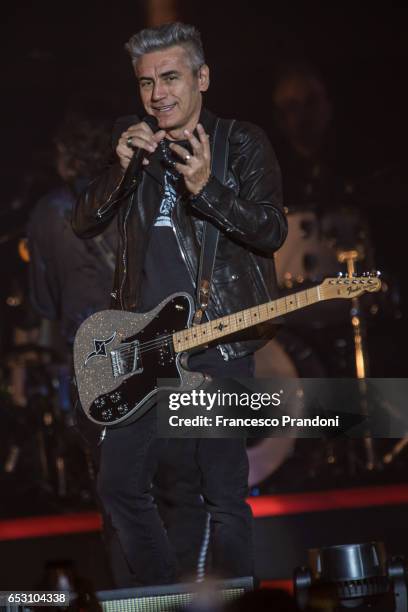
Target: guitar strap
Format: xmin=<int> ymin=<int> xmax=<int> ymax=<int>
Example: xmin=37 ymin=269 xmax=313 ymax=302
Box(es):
xmin=193 ymin=118 xmax=235 ymax=325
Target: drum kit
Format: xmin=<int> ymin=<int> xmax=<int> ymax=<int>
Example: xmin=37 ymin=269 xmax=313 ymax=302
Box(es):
xmin=251 ymin=203 xmax=404 ymax=490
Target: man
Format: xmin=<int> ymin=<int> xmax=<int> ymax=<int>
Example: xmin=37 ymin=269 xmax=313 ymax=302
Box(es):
xmin=73 ymin=22 xmax=287 ymax=586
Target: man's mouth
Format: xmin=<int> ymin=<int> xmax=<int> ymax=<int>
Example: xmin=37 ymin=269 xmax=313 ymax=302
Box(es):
xmin=153 ymin=104 xmax=176 ymax=113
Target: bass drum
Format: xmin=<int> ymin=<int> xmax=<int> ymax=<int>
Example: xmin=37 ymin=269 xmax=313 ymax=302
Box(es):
xmin=275 ymin=207 xmax=375 ymax=288
xmin=248 ymin=330 xmax=326 ymax=487
xmin=274 ymin=207 xmax=378 ymax=328
xmin=275 ymin=210 xmax=337 ymax=287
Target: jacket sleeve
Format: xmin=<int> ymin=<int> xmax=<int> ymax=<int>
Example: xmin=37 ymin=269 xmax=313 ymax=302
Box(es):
xmin=72 ymin=162 xmax=126 ymax=239
xmin=190 ymin=121 xmax=287 ymax=254
xmin=72 ymin=114 xmax=140 ymax=239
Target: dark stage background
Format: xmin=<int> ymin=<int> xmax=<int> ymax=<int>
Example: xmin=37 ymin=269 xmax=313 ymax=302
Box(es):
xmin=1 ymin=1 xmax=408 ymax=594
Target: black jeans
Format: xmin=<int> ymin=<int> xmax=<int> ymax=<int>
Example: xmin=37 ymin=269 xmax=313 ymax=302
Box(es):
xmin=97 ymin=353 xmax=254 ymax=586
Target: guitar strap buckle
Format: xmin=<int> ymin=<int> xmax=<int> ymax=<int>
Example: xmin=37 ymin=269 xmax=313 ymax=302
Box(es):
xmin=193 ymin=280 xmax=210 ymax=326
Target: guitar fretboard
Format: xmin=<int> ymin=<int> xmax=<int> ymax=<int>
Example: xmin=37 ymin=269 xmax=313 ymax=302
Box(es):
xmin=172 ymin=285 xmax=321 ymax=353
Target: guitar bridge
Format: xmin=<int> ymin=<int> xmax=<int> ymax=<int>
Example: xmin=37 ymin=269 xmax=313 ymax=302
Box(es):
xmin=111 ymin=341 xmax=143 ymax=378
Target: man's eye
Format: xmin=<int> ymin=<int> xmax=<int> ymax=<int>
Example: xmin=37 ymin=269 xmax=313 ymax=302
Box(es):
xmin=165 ymin=75 xmax=177 ymax=82
xmin=141 ymin=81 xmax=153 ymax=89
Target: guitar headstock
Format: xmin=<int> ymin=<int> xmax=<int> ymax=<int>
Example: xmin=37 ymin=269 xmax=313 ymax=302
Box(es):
xmin=320 ymin=273 xmax=382 ymax=299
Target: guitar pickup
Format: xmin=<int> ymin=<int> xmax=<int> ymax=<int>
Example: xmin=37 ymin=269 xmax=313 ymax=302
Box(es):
xmin=111 ymin=341 xmax=143 ymax=378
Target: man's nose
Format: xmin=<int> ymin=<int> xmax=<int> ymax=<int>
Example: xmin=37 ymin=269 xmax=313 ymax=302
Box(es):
xmin=152 ymin=81 xmax=166 ymax=100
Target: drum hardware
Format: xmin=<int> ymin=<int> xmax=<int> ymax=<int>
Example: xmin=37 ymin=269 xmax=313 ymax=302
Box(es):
xmin=1 ymin=350 xmax=94 ymax=507
xmin=383 ymin=436 xmax=408 ymax=465
xmin=258 ymin=201 xmax=397 ymax=484
xmin=336 ymin=251 xmax=379 ymax=472
xmin=376 ymin=395 xmax=408 ymax=466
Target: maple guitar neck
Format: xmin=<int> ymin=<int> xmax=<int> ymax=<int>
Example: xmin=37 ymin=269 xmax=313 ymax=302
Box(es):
xmin=173 ymin=285 xmax=322 ymax=354
xmin=172 ymin=274 xmax=382 ymax=354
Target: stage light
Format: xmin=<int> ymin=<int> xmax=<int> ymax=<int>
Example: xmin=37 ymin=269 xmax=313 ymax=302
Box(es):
xmin=294 ymin=541 xmax=407 ymax=611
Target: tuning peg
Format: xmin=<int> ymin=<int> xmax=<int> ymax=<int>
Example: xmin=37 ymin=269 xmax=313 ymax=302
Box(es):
xmin=337 ymin=272 xmax=343 ymax=278
xmin=376 ymin=270 xmax=381 ymax=277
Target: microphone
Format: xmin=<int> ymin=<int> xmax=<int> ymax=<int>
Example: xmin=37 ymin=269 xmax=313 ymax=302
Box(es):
xmin=121 ymin=115 xmax=159 ymax=193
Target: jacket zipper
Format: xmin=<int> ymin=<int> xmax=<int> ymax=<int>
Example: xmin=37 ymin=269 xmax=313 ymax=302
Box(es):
xmin=119 ymin=192 xmax=135 ymax=309
xmin=96 ymin=171 xmax=126 ymax=218
xmin=171 ymin=197 xmax=197 ymax=288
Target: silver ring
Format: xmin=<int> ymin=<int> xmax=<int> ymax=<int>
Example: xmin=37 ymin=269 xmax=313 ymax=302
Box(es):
xmin=184 ymin=154 xmax=191 ymax=162
xmin=126 ymin=136 xmax=133 ymax=148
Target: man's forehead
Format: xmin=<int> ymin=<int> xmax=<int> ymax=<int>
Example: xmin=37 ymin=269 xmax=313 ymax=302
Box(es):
xmin=274 ymin=76 xmax=325 ymax=106
xmin=135 ymin=46 xmax=190 ymax=77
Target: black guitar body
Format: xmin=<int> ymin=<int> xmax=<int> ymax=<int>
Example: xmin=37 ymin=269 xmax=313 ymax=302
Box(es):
xmin=73 ymin=293 xmax=205 ymax=426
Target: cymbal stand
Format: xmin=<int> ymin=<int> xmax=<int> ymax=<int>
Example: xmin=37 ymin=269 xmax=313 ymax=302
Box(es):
xmin=337 ymin=249 xmax=376 ymax=471
xmin=383 ymin=436 xmax=408 ymax=465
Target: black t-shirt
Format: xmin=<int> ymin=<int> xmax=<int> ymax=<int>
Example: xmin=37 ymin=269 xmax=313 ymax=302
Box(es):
xmin=139 ymin=168 xmax=193 ymax=312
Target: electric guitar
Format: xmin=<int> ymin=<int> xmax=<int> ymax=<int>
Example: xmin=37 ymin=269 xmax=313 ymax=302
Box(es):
xmin=73 ymin=275 xmax=381 ymax=426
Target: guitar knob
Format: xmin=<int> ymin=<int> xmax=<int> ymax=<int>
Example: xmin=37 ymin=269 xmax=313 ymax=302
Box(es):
xmin=117 ymin=403 xmax=129 ymax=416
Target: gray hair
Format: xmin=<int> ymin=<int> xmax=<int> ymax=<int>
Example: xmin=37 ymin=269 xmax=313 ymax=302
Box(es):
xmin=126 ymin=22 xmax=205 ymax=73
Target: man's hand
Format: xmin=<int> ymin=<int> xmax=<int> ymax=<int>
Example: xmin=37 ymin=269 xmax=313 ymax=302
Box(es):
xmin=169 ymin=124 xmax=211 ymax=195
xmin=116 ymin=121 xmax=165 ymax=171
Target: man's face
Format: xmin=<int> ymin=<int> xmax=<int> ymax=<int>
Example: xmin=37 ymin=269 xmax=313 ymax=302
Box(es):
xmin=273 ymin=75 xmax=332 ymax=155
xmin=134 ymin=45 xmax=209 ymax=137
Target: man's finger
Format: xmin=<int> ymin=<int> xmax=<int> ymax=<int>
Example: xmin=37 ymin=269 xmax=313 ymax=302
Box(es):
xmin=169 ymin=142 xmax=191 ymax=162
xmin=174 ymin=162 xmax=192 ymax=176
xmin=116 ymin=144 xmax=133 ymax=160
xmin=153 ymin=130 xmax=166 ymax=143
xmin=122 ymin=134 xmax=157 ymax=152
xmin=183 ymin=129 xmax=202 ymax=154
xmin=123 ymin=124 xmax=153 ymax=139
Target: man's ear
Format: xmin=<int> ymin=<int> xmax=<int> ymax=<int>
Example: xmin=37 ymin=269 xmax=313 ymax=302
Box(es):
xmin=198 ymin=64 xmax=210 ymax=92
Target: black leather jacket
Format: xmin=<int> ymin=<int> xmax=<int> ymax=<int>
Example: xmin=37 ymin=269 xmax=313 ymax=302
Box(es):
xmin=72 ymin=108 xmax=287 ymax=359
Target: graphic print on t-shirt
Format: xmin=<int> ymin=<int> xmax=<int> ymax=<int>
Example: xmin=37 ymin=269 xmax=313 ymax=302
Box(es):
xmin=154 ymin=170 xmax=177 ymax=227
